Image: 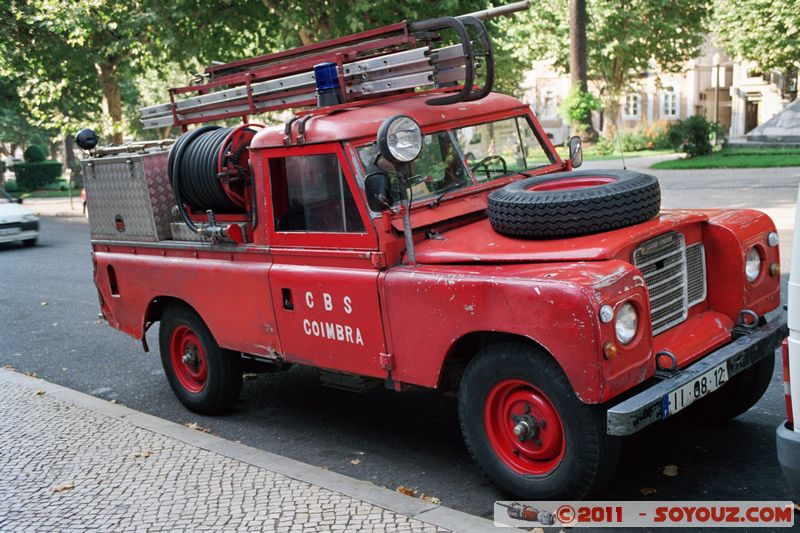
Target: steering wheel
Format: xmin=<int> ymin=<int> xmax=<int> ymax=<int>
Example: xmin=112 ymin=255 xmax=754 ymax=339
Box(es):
xmin=470 ymin=154 xmax=507 ymax=181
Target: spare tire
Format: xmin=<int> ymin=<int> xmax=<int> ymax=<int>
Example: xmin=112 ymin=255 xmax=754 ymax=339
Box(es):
xmin=487 ymin=169 xmax=660 ymax=238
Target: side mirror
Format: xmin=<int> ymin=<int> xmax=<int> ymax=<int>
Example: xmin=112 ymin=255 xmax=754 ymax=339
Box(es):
xmin=364 ymin=173 xmax=393 ymax=212
xmin=568 ymin=135 xmax=583 ymax=168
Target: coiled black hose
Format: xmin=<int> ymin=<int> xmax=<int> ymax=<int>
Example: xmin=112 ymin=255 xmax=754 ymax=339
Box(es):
xmin=169 ymin=126 xmax=255 ymax=234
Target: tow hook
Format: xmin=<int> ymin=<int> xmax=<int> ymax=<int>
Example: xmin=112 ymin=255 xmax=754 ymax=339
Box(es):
xmin=511 ymin=404 xmax=545 ymax=444
xmin=732 ymin=309 xmax=760 ymax=339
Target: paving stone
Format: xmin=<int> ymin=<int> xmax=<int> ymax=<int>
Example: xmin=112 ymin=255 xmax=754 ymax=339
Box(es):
xmin=0 ymin=380 xmax=453 ymax=533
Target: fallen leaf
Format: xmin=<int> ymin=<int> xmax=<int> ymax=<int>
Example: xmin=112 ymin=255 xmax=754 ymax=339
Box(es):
xmin=420 ymin=493 xmax=441 ymax=505
xmin=24 ymin=371 xmax=37 ymax=378
xmin=184 ymin=422 xmax=210 ymax=433
xmin=662 ymin=465 xmax=679 ymax=477
xmin=35 ymin=389 xmax=45 ymax=396
xmin=110 ymin=399 xmax=118 ymax=404
xmin=396 ymin=486 xmax=416 ymax=497
xmin=41 ymin=301 xmax=48 ymax=307
xmin=52 ymin=482 xmax=74 ymax=493
xmin=243 ymin=373 xmax=258 ymax=380
xmin=350 ymin=459 xmax=361 ymax=465
xmin=640 ymin=487 xmax=658 ymax=496
xmin=133 ymin=451 xmax=153 ymax=459
xmin=2 ymin=364 xmax=14 ymax=370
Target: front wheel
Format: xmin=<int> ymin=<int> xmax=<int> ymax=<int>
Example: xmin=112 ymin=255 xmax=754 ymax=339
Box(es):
xmin=159 ymin=303 xmax=242 ymax=414
xmin=458 ymin=343 xmax=619 ymax=499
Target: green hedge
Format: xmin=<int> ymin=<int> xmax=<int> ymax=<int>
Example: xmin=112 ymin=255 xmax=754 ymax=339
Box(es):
xmin=13 ymin=161 xmax=62 ymax=191
xmin=23 ymin=144 xmax=47 ymax=163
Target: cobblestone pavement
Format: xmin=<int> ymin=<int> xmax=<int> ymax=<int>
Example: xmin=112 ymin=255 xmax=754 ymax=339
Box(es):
xmin=0 ymin=372 xmax=476 ymax=532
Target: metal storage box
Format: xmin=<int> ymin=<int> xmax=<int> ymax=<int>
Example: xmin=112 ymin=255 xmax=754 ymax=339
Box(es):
xmin=82 ymin=148 xmax=174 ymax=242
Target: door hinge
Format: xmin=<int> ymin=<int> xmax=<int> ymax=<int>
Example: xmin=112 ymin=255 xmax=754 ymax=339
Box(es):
xmin=370 ymin=252 xmax=387 ymax=268
xmin=379 ymin=352 xmax=393 ymax=370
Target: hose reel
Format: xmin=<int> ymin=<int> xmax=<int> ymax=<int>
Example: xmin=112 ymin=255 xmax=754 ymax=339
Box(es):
xmin=168 ymin=124 xmax=262 ymax=239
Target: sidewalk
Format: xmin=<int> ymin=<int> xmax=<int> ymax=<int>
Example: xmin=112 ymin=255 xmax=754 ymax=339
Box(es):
xmin=20 ymin=197 xmax=85 ymax=217
xmin=0 ymin=369 xmax=496 ymax=532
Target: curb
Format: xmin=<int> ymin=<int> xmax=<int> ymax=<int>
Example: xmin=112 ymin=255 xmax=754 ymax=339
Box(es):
xmin=0 ymin=368 xmax=500 ymax=533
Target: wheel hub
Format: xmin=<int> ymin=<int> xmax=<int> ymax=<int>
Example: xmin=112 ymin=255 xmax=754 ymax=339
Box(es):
xmin=484 ymin=379 xmax=566 ymax=475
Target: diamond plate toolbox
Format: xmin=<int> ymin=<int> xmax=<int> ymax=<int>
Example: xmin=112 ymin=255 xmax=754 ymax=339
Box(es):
xmin=82 ymin=150 xmax=174 ymax=241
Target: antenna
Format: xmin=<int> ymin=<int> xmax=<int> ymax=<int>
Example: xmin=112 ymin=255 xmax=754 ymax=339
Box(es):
xmin=586 ymin=7 xmax=627 ymax=170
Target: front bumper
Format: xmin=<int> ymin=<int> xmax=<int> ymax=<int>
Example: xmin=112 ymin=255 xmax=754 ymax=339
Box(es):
xmin=607 ymin=312 xmax=787 ymax=436
xmin=777 ymin=421 xmax=800 ymax=497
xmin=0 ymin=228 xmax=38 ymax=244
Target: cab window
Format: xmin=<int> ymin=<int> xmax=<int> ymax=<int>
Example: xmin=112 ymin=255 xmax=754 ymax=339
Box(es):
xmin=270 ymin=153 xmax=365 ymax=233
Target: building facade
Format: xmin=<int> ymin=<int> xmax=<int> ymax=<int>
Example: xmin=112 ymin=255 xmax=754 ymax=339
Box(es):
xmin=522 ymin=40 xmax=799 ymax=145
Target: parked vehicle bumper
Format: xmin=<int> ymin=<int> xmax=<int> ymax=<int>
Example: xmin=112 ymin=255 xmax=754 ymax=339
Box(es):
xmin=0 ymin=228 xmax=38 ymax=244
xmin=777 ymin=421 xmax=800 ymax=497
xmin=606 ymin=313 xmax=787 ymax=436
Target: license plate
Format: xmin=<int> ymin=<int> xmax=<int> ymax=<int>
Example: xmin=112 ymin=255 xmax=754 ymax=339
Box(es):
xmin=0 ymin=227 xmax=20 ymax=235
xmin=666 ymin=362 xmax=729 ymax=415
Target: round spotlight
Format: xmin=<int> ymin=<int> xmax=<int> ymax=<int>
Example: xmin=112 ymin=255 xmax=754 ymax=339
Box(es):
xmin=377 ymin=115 xmax=423 ymax=165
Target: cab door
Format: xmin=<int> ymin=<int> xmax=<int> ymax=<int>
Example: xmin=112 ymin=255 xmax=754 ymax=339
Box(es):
xmin=263 ymin=143 xmax=388 ymax=379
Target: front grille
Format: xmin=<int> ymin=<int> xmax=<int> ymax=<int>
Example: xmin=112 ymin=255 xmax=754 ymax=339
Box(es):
xmin=686 ymin=243 xmax=707 ymax=305
xmin=633 ymin=232 xmax=707 ymax=335
xmin=0 ymin=222 xmax=21 ymax=230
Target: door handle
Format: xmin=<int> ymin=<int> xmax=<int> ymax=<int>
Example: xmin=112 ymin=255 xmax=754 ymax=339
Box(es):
xmin=282 ymin=288 xmax=294 ymax=310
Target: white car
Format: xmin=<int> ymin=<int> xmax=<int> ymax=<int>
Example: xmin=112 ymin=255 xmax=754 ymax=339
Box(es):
xmin=0 ymin=189 xmax=39 ymax=246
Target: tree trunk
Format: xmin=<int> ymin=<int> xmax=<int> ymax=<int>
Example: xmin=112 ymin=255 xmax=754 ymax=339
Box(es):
xmin=98 ymin=62 xmax=124 ymax=145
xmin=569 ymin=0 xmax=588 ymax=93
xmin=569 ymin=0 xmax=597 ymax=141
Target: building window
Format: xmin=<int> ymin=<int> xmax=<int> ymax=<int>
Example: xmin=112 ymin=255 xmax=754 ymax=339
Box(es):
xmin=623 ymin=94 xmax=640 ymax=119
xmin=541 ymin=90 xmax=557 ymax=119
xmin=662 ymin=91 xmax=679 ymax=118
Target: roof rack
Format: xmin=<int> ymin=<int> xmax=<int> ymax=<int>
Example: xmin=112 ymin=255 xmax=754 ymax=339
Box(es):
xmin=139 ymin=1 xmax=530 ymax=130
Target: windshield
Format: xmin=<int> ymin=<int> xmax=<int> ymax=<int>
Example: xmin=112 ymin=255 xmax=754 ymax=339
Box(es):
xmin=357 ymin=115 xmax=555 ymax=204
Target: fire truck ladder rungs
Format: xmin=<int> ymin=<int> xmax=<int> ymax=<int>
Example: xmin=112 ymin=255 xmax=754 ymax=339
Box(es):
xmin=138 ymin=1 xmax=530 ymax=130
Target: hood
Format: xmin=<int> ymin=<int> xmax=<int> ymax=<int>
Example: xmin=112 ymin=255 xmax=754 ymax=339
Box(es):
xmin=0 ymin=202 xmax=35 ymax=223
xmin=412 ymin=210 xmax=709 ymax=264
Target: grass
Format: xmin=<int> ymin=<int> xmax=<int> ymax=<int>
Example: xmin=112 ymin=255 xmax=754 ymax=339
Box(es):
xmin=651 ymin=146 xmax=800 ymax=169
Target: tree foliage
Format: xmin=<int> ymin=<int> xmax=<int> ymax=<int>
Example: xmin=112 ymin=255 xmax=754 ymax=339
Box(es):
xmin=511 ymin=0 xmax=710 ymax=127
xmin=715 ymin=0 xmax=800 ymax=72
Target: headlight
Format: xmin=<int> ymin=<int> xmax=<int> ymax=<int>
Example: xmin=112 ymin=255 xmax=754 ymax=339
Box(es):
xmin=377 ymin=115 xmax=422 ymax=164
xmin=21 ymin=214 xmax=38 ymax=222
xmin=615 ymin=302 xmax=638 ymax=345
xmin=745 ymin=247 xmax=762 ymax=282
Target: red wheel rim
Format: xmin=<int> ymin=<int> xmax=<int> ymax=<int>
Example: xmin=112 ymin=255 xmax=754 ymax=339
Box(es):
xmin=169 ymin=325 xmax=207 ymax=393
xmin=484 ymin=379 xmax=566 ymax=475
xmin=526 ymin=176 xmax=616 ymax=192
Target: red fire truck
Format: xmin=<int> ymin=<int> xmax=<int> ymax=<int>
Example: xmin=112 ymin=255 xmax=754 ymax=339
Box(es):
xmin=80 ymin=1 xmax=786 ymax=499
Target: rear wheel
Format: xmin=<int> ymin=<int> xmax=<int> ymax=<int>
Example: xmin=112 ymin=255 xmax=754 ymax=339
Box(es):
xmin=458 ymin=343 xmax=619 ymax=499
xmin=159 ymin=303 xmax=241 ymax=414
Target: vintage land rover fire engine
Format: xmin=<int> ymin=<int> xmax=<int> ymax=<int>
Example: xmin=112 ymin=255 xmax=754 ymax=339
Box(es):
xmin=80 ymin=1 xmax=787 ymax=499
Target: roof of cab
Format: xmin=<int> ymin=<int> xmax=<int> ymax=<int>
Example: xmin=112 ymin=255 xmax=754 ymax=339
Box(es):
xmin=250 ymin=91 xmax=529 ymax=149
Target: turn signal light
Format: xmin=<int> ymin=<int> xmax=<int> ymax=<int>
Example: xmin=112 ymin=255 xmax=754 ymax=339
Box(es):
xmin=770 ymin=262 xmax=780 ymax=278
xmin=603 ymin=341 xmax=618 ymax=360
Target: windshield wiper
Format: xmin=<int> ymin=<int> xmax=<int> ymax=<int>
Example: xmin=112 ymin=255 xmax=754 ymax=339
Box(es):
xmin=426 ymin=184 xmax=464 ymax=208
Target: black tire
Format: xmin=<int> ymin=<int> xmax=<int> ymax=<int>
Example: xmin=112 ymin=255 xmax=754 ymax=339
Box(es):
xmin=688 ymin=353 xmax=775 ymax=422
xmin=22 ymin=238 xmax=37 ymax=247
xmin=487 ymin=169 xmax=660 ymax=237
xmin=159 ymin=303 xmax=242 ymax=415
xmin=458 ymin=343 xmax=620 ymax=499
